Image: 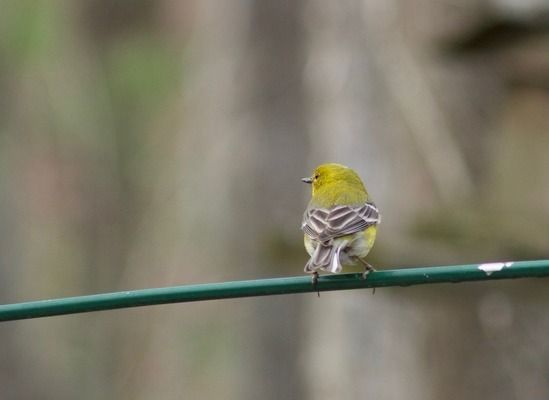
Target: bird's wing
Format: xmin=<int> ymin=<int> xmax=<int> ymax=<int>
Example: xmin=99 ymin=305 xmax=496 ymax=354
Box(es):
xmin=302 ymin=202 xmax=380 ymax=242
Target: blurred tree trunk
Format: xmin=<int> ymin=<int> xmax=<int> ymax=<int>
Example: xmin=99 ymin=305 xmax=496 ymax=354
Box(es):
xmin=300 ymin=1 xmax=433 ymax=398
xmin=130 ymin=1 xmax=309 ymax=399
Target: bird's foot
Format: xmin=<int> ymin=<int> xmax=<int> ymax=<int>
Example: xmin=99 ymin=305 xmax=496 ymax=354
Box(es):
xmin=311 ymin=272 xmax=320 ymax=297
xmin=358 ymin=259 xmax=376 ymax=279
xmin=358 ymin=259 xmax=376 ymax=294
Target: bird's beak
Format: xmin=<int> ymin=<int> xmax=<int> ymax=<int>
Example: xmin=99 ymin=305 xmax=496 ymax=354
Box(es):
xmin=301 ymin=176 xmax=313 ymax=184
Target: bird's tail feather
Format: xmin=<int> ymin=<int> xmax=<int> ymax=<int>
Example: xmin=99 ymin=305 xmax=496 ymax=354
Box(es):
xmin=304 ymin=240 xmax=348 ymax=274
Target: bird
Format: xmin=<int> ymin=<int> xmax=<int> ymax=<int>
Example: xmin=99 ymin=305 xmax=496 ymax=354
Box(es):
xmin=301 ymin=163 xmax=381 ymax=289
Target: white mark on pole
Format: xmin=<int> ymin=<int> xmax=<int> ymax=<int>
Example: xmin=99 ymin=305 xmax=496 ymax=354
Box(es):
xmin=478 ymin=262 xmax=514 ymax=276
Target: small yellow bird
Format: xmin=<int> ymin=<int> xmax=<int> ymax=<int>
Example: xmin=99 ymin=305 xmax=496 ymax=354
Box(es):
xmin=301 ymin=163 xmax=380 ymax=281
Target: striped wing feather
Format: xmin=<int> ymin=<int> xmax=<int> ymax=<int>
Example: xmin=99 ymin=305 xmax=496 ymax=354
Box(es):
xmin=302 ymin=202 xmax=380 ymax=243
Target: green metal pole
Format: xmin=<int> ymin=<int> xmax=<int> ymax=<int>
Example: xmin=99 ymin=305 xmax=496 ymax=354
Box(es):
xmin=1 ymin=259 xmax=549 ymax=322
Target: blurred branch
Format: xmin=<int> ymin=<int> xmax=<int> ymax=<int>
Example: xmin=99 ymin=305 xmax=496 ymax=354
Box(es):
xmin=1 ymin=259 xmax=549 ymax=322
xmin=363 ymin=2 xmax=474 ymax=202
xmin=442 ymin=14 xmax=549 ymax=54
xmin=381 ymin=41 xmax=474 ymax=201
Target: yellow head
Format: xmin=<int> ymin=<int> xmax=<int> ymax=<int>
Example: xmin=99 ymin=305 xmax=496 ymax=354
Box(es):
xmin=302 ymin=163 xmax=368 ymax=207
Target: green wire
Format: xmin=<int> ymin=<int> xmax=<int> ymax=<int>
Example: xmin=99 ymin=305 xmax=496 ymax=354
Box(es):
xmin=1 ymin=259 xmax=548 ymax=322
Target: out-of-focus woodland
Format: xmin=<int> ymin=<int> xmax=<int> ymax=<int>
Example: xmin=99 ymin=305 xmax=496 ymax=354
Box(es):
xmin=0 ymin=1 xmax=548 ymax=399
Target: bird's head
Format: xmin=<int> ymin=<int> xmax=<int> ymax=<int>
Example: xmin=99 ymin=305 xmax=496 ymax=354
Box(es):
xmin=302 ymin=163 xmax=366 ymax=202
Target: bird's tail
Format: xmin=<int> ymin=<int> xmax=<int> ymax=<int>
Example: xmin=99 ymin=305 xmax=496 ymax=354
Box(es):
xmin=304 ymin=240 xmax=348 ymax=274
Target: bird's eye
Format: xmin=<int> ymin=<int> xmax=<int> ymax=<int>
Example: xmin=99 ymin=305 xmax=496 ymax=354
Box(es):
xmin=314 ymin=174 xmax=319 ymax=180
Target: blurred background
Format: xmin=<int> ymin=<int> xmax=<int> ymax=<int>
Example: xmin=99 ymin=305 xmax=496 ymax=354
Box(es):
xmin=0 ymin=0 xmax=548 ymax=399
